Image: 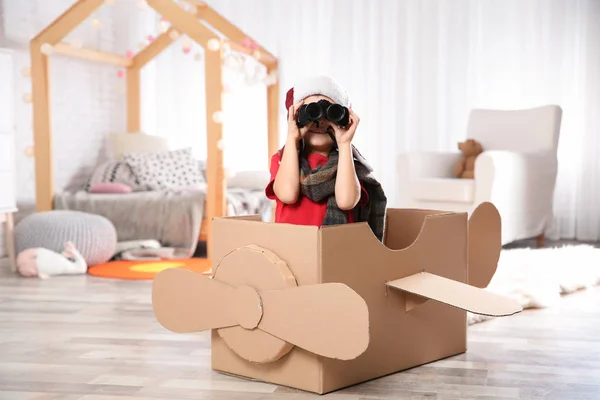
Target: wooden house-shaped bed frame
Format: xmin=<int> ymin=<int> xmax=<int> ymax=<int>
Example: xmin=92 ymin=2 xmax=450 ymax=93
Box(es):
xmin=30 ymin=0 xmax=279 ymax=261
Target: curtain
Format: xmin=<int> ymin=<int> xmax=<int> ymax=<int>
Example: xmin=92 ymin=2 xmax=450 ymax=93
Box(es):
xmin=134 ymin=0 xmax=599 ymax=241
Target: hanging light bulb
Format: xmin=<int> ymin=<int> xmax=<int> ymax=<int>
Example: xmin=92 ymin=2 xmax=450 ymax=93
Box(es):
xmin=159 ymin=17 xmax=170 ymax=33
xmin=222 ymin=42 xmax=231 ymax=55
xmin=182 ymin=37 xmax=193 ymax=54
xmin=264 ymin=70 xmax=278 ymax=86
xmin=212 ymin=111 xmax=223 ymax=123
xmin=207 ymin=38 xmax=220 ymax=51
xmin=169 ymin=30 xmax=180 ymax=40
xmin=40 ymin=43 xmax=54 ymax=55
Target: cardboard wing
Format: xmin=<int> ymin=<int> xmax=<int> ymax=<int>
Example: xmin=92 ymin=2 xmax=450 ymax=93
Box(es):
xmin=385 ymin=202 xmax=522 ymax=316
xmin=151 ymin=245 xmax=370 ymax=363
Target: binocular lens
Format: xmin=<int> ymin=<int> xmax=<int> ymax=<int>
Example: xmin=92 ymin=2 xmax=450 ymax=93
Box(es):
xmin=326 ymin=104 xmax=345 ymax=122
xmin=305 ymin=103 xmax=323 ymax=120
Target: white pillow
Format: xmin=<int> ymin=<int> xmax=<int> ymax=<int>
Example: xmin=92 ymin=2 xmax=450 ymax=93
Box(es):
xmin=110 ymin=132 xmax=169 ymax=160
xmin=123 ymin=148 xmax=205 ymax=191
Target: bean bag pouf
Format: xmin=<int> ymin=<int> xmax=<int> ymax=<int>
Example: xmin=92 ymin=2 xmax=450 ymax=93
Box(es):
xmin=15 ymin=210 xmax=117 ymax=266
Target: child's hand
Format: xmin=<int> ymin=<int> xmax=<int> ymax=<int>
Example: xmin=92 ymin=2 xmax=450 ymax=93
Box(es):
xmin=331 ymin=108 xmax=360 ymax=145
xmin=287 ymin=100 xmax=313 ymax=143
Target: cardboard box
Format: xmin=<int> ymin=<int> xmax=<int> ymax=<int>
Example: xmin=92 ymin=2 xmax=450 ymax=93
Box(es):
xmin=152 ymin=202 xmax=522 ymax=394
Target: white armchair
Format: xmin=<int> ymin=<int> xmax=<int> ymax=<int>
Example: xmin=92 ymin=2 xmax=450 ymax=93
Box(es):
xmin=397 ymin=105 xmax=562 ymax=246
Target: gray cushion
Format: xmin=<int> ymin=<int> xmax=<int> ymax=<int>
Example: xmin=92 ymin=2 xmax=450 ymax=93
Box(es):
xmin=15 ymin=210 xmax=117 ymax=266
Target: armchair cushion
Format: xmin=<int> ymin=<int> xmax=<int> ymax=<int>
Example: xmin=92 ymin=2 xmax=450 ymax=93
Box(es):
xmin=411 ymin=178 xmax=475 ymax=203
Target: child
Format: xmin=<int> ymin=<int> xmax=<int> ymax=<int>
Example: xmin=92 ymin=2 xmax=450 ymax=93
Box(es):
xmin=265 ymin=76 xmax=387 ymax=241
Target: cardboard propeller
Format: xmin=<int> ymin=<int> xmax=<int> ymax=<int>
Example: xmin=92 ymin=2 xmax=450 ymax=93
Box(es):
xmin=152 ymin=245 xmax=370 ymax=363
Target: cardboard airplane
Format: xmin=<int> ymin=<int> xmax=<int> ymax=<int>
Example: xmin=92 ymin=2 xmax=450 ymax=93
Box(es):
xmin=152 ymin=202 xmax=522 ymax=394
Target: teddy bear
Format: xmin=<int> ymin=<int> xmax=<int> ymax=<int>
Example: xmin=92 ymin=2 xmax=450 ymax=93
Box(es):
xmin=453 ymin=139 xmax=484 ymax=179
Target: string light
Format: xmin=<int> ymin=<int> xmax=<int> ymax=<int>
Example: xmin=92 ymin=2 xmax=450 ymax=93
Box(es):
xmin=252 ymin=50 xmax=261 ymax=60
xmin=264 ymin=70 xmax=278 ymax=86
xmin=169 ymin=30 xmax=181 ymax=40
xmin=222 ymin=42 xmax=231 ymax=55
xmin=212 ymin=111 xmax=223 ymax=123
xmin=159 ymin=17 xmax=170 ymax=33
xmin=40 ymin=43 xmax=53 ymax=55
xmin=24 ymin=146 xmax=35 ymax=157
xmin=182 ymin=38 xmax=192 ymax=54
xmin=207 ymin=38 xmax=220 ymax=51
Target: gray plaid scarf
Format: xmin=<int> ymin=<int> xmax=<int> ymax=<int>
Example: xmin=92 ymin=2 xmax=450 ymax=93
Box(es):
xmin=295 ymin=145 xmax=387 ymax=241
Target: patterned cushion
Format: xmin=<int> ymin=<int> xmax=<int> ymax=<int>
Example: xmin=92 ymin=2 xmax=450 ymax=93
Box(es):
xmin=84 ymin=160 xmax=142 ymax=192
xmin=123 ymin=147 xmax=205 ymax=191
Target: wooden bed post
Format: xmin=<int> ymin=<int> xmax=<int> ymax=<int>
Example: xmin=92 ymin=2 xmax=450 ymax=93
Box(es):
xmin=204 ymin=45 xmax=226 ymax=261
xmin=126 ymin=68 xmax=141 ymax=132
xmin=30 ymin=41 xmax=53 ymax=212
xmin=29 ymin=0 xmax=105 ymax=212
xmin=266 ymin=65 xmax=280 ymax=168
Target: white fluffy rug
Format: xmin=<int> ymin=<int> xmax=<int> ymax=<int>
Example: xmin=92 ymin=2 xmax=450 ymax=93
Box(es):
xmin=467 ymin=245 xmax=600 ymax=325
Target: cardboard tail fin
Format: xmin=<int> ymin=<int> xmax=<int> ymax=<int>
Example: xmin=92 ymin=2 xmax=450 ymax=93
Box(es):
xmin=386 ymin=271 xmax=522 ymax=316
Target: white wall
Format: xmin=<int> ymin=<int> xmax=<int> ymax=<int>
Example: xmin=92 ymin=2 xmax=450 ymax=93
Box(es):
xmin=1 ymin=0 xmax=127 ymax=207
xmin=0 ymin=0 xmax=132 ymax=256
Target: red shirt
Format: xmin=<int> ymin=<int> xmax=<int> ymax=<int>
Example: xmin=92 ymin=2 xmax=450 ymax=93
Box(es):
xmin=265 ymin=150 xmax=369 ymax=226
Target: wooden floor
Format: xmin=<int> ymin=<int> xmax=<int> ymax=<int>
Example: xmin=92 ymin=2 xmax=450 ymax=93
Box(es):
xmin=1 ymin=249 xmax=599 ymax=399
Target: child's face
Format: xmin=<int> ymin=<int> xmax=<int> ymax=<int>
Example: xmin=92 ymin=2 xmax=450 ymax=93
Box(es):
xmin=302 ymin=95 xmax=336 ymax=151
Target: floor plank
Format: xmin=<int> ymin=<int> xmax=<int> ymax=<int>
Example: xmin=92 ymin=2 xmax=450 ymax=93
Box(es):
xmin=0 ymin=257 xmax=599 ymax=400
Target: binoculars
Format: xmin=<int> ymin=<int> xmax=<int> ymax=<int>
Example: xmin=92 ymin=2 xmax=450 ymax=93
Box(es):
xmin=297 ymin=100 xmax=350 ymax=128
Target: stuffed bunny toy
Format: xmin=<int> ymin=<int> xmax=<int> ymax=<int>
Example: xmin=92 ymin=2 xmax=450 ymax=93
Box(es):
xmin=16 ymin=241 xmax=88 ymax=279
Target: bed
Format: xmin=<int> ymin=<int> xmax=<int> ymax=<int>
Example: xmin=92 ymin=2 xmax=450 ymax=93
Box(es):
xmin=51 ymin=150 xmax=272 ymax=256
xmin=54 ymin=186 xmax=272 ymax=256
xmin=29 ymin=0 xmax=280 ymax=264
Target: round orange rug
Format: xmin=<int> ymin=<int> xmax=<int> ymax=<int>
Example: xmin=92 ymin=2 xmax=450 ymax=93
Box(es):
xmin=88 ymin=258 xmax=211 ymax=280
